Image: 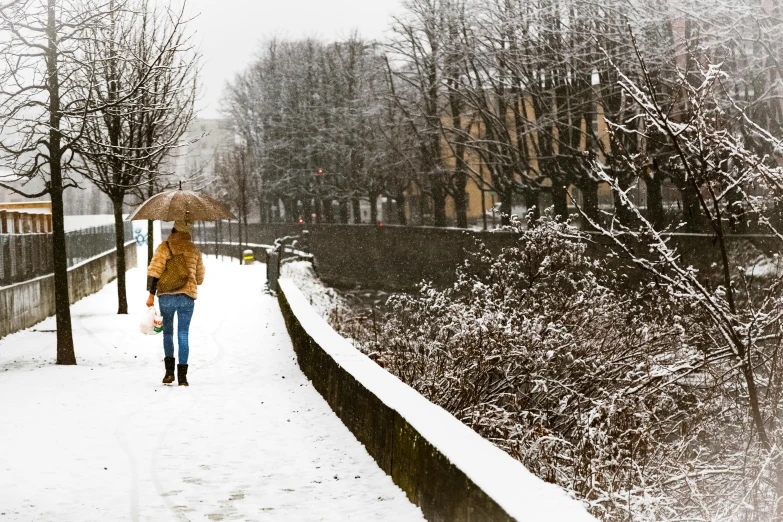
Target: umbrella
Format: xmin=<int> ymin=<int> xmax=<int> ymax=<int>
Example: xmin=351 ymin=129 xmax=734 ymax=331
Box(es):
xmin=127 ymin=187 xmax=237 ymax=222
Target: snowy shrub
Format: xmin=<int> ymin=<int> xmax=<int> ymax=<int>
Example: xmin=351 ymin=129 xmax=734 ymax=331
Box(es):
xmin=342 ymin=214 xmax=783 ymax=522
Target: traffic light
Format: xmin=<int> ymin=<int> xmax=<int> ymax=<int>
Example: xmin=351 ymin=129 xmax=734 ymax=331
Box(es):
xmin=316 ymin=168 xmax=323 ymax=175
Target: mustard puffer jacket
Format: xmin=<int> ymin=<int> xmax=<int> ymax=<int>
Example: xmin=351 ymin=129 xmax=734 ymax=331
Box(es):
xmin=147 ymin=231 xmax=206 ymax=300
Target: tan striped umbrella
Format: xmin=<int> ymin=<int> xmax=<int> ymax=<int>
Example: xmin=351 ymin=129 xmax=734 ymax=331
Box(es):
xmin=127 ymin=188 xmax=236 ymax=221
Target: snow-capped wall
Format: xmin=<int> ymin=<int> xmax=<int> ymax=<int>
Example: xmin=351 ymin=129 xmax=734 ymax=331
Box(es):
xmin=0 ymin=241 xmax=136 ymax=340
xmin=277 ymin=278 xmax=597 ymax=522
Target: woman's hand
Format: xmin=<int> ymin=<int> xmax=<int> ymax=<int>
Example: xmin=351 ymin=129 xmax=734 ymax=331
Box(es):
xmin=146 ymin=294 xmax=155 ymax=308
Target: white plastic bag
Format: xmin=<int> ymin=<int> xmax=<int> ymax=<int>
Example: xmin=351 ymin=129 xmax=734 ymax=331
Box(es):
xmin=139 ymin=306 xmax=163 ymax=335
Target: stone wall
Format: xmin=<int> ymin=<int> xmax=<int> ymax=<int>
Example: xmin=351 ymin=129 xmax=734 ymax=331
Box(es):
xmin=277 ymin=279 xmax=597 ymax=522
xmin=0 ymin=241 xmax=137 ymax=340
xmin=305 ymin=225 xmax=518 ymax=290
xmin=193 ymin=223 xmax=783 ymax=291
xmin=193 ymin=224 xmax=517 ymax=290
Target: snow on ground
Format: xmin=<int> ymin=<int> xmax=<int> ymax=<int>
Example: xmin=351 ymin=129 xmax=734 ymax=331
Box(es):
xmin=280 ymin=261 xmax=349 ymax=319
xmin=0 ymin=248 xmax=424 ymax=522
xmin=280 ymin=279 xmax=597 ymax=522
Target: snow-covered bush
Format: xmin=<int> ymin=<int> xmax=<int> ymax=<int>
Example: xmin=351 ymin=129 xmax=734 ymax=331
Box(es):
xmin=351 ymin=214 xmax=780 ymax=521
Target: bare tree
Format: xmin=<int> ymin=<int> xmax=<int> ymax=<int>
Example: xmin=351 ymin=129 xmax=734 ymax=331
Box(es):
xmin=214 ymin=145 xmax=252 ymax=247
xmin=0 ymin=0 xmax=133 ymax=364
xmin=77 ymin=0 xmax=199 ymax=314
xmin=579 ymin=34 xmax=783 ymax=519
xmin=386 ymin=0 xmax=451 ymax=226
xmin=221 ymin=36 xmax=402 ymax=226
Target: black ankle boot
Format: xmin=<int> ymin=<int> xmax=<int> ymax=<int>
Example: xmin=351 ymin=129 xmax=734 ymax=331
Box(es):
xmin=162 ymin=357 xmax=175 ymax=384
xmin=177 ymin=364 xmax=189 ymax=386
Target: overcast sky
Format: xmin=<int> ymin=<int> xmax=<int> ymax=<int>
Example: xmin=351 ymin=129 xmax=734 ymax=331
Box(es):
xmin=184 ymin=0 xmax=403 ymax=119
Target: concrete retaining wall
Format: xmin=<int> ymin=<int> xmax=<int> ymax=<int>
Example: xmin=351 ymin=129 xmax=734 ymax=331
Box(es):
xmin=0 ymin=241 xmax=137 ymax=340
xmin=277 ymin=278 xmax=596 ymax=522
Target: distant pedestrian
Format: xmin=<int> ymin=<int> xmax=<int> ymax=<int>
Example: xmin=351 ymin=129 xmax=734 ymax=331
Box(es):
xmin=146 ymin=220 xmax=205 ymax=386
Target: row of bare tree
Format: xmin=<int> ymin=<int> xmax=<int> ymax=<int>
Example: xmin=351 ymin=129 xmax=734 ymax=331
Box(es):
xmin=0 ymin=0 xmax=198 ymax=363
xmin=215 ymin=0 xmax=783 ymax=518
xmin=219 ymin=0 xmax=783 ymax=230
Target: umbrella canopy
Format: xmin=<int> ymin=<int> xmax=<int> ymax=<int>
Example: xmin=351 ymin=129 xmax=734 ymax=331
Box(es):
xmin=127 ymin=189 xmax=236 ymax=222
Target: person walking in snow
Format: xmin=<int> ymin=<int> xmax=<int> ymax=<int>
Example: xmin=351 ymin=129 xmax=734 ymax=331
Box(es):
xmin=146 ymin=220 xmax=205 ymax=386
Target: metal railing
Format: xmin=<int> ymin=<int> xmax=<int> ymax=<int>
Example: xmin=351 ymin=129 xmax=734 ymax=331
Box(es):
xmin=0 ymin=223 xmax=132 ymax=286
xmin=66 ymin=224 xmax=133 ymax=266
xmin=266 ymin=234 xmax=314 ymax=293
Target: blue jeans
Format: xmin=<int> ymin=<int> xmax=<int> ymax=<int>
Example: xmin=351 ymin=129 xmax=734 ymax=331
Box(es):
xmin=159 ymin=294 xmax=195 ymax=365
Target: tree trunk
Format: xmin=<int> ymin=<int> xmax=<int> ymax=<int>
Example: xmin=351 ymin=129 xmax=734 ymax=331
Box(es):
xmin=580 ymin=179 xmax=599 ymax=230
xmin=613 ymin=173 xmax=636 ymax=226
xmin=726 ymin=186 xmax=746 ymax=233
xmin=243 ymin=210 xmax=249 ymax=245
xmin=396 ymin=193 xmax=407 ymax=225
xmin=369 ymin=192 xmax=378 ymax=224
xmin=500 ymin=190 xmax=513 ymax=227
xmin=48 ymin=0 xmax=75 ymax=365
xmin=352 ymin=198 xmax=361 ymax=224
xmin=646 ymin=172 xmax=664 ymax=230
xmin=284 ymin=197 xmax=296 ymax=223
xmin=112 ymin=198 xmax=128 ymax=314
xmin=454 ymin=171 xmax=468 ymax=228
xmin=257 ymin=196 xmax=265 ymax=225
xmin=147 ymin=172 xmax=155 ymax=264
xmin=525 ymin=190 xmax=539 ymax=222
xmin=432 ymin=178 xmax=447 ymax=227
xmin=237 ymin=218 xmax=243 ymax=252
xmin=147 ymin=220 xmax=154 ymax=265
xmin=323 ymin=199 xmax=335 ymax=223
xmin=314 ymin=195 xmax=322 ymax=223
xmin=551 ymin=176 xmax=569 ymax=221
xmin=678 ymin=181 xmax=703 ymax=232
xmin=449 ymin=75 xmax=468 ymax=229
xmin=51 ymin=183 xmax=75 ymax=365
xmin=302 ymin=197 xmax=313 ymax=224
xmin=339 ymin=200 xmax=349 ymax=224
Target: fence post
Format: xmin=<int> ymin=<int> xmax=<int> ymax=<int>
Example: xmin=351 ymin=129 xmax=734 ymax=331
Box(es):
xmin=39 ymin=217 xmax=48 ymax=275
xmin=0 ymin=236 xmax=9 ymax=285
xmin=46 ymin=233 xmax=53 ymax=273
xmin=13 ymin=235 xmax=23 ymax=282
xmin=31 ymin=234 xmax=40 ymax=277
xmin=267 ymin=250 xmax=279 ymax=293
xmin=24 ymin=234 xmax=32 ymax=279
xmin=38 ymin=233 xmax=46 ymax=276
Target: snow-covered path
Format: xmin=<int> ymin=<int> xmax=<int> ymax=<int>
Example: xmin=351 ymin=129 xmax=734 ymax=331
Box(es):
xmin=0 ymin=249 xmax=424 ymax=522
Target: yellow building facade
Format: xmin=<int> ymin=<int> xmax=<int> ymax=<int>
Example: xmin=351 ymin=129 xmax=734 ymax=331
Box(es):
xmin=403 ymin=95 xmax=618 ymax=228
